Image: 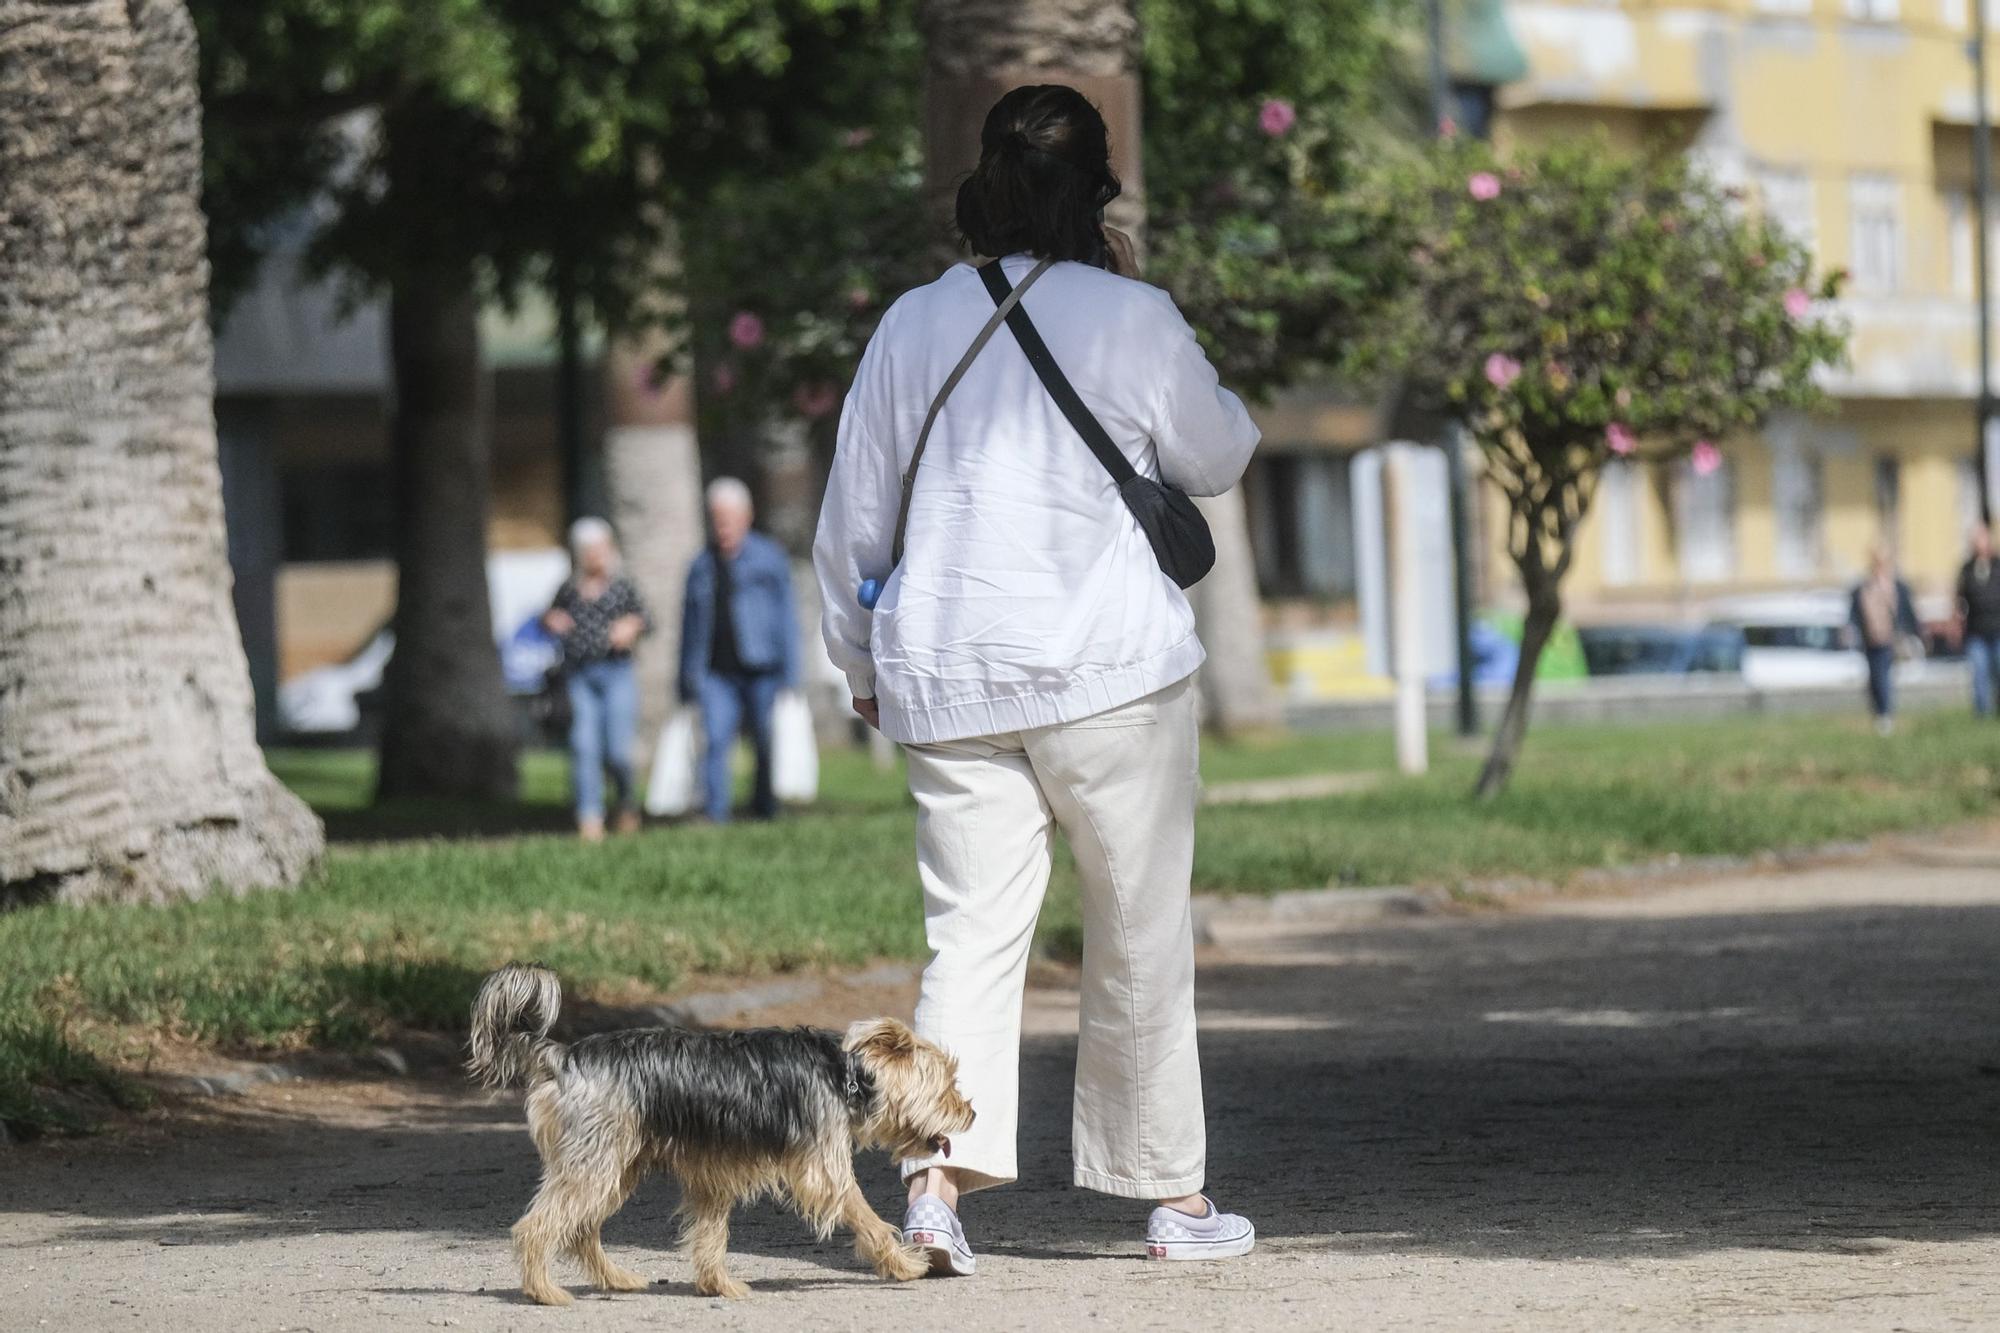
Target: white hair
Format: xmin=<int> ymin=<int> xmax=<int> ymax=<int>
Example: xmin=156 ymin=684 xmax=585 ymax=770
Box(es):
xmin=567 ymin=516 xmax=616 ymax=561
xmin=705 ymin=477 xmax=753 ymax=514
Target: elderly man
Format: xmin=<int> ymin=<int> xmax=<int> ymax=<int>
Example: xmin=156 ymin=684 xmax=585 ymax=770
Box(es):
xmin=679 ymin=478 xmax=800 ymax=821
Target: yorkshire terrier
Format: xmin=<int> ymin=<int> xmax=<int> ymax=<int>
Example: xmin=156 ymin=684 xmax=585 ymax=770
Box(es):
xmin=468 ymin=963 xmax=975 ymax=1303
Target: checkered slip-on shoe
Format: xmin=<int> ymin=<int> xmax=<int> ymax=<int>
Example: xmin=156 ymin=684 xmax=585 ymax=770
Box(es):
xmin=1145 ymin=1197 xmax=1255 ymax=1260
xmin=903 ymin=1194 xmax=976 ymax=1276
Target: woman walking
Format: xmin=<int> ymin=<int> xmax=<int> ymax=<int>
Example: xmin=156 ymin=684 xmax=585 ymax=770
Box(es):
xmin=814 ymin=84 xmax=1260 ymax=1270
xmin=545 ymin=518 xmax=651 ymax=840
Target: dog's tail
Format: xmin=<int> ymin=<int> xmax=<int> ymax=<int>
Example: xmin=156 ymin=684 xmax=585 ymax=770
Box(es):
xmin=468 ymin=963 xmax=566 ymax=1090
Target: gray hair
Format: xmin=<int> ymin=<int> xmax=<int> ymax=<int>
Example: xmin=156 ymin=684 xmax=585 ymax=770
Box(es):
xmin=705 ymin=476 xmax=753 ymax=514
xmin=568 ymin=516 xmax=616 ymax=561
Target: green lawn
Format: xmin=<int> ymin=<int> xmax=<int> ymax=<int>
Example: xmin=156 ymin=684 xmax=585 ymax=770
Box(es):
xmin=4 ymin=712 xmax=1994 ymax=1135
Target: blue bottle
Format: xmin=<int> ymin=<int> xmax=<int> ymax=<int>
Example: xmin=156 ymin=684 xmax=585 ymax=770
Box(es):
xmin=858 ymin=578 xmax=883 ymax=611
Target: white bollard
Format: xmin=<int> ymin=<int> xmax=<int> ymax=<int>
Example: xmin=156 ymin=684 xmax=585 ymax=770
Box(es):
xmin=1385 ymin=447 xmax=1430 ymax=776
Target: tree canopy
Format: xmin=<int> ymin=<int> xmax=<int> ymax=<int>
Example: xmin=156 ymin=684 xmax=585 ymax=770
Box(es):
xmin=1345 ymin=133 xmax=1850 ymax=794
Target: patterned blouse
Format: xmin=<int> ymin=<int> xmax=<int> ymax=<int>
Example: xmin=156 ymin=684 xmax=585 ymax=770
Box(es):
xmin=549 ymin=574 xmax=652 ymax=667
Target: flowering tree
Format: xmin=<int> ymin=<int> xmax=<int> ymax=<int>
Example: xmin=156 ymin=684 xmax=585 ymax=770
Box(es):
xmin=1349 ymin=136 xmax=1849 ymax=797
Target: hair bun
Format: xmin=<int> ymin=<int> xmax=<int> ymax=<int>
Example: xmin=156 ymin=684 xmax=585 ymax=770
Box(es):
xmin=998 ymin=128 xmax=1036 ymax=155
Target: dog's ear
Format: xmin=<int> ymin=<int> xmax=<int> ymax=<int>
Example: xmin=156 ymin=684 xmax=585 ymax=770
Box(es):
xmin=844 ymin=1017 xmax=918 ymax=1061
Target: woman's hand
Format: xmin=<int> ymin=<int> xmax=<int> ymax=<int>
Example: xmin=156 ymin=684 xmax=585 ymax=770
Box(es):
xmin=544 ymin=608 xmax=575 ymax=637
xmin=1103 ymin=225 xmax=1140 ymax=278
xmin=852 ymin=696 xmax=881 ymax=730
xmin=608 ymin=614 xmax=644 ymax=652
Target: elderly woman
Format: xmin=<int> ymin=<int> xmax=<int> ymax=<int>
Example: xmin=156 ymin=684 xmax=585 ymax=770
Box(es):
xmin=814 ymin=84 xmax=1261 ymax=1271
xmin=544 ymin=517 xmax=651 ymax=841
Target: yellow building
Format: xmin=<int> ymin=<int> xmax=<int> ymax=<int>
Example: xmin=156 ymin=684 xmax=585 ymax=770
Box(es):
xmin=1493 ymin=0 xmax=1995 ymax=617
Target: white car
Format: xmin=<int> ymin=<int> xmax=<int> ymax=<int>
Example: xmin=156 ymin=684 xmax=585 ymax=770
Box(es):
xmin=1707 ymin=591 xmax=1926 ymax=691
xmin=278 ymin=549 xmax=570 ymax=735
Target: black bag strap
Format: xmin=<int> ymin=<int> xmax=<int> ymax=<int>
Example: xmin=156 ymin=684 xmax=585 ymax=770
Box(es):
xmin=978 ymin=260 xmax=1138 ymax=486
xmin=890 ymin=256 xmax=1054 ymax=567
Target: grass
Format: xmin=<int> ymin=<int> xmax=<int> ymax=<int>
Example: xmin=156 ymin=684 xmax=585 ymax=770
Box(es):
xmin=3 ymin=711 xmax=1994 ymax=1136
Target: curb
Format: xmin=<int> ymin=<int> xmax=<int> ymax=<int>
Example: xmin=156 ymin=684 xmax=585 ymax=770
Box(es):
xmin=1191 ymin=835 xmax=1898 ymax=944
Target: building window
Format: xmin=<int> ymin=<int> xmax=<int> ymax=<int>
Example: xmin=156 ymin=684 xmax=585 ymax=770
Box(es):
xmin=1754 ymin=0 xmax=1812 ymax=13
xmin=1844 ymin=0 xmax=1898 ymax=18
xmin=1758 ymin=168 xmax=1816 ymax=253
xmin=1848 ymin=175 xmax=1902 ymax=294
xmin=1772 ymin=443 xmax=1825 ymax=579
xmin=1676 ymin=457 xmax=1737 ymax=584
xmin=1943 ymin=186 xmax=2000 ymax=299
xmin=1246 ymin=453 xmax=1357 ymax=600
xmin=1598 ymin=459 xmax=1643 ymax=587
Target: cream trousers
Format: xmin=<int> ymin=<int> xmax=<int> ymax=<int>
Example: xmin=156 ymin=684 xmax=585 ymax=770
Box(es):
xmin=897 ymin=675 xmax=1205 ymax=1200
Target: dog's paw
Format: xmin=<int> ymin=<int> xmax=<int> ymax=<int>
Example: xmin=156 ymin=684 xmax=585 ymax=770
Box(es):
xmin=523 ymin=1281 xmax=575 ymax=1307
xmin=596 ymin=1265 xmax=651 ymax=1293
xmin=696 ymin=1276 xmax=752 ymax=1300
xmin=878 ymin=1243 xmax=932 ymax=1283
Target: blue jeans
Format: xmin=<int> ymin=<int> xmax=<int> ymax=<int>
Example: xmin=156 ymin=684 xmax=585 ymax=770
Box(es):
xmin=1864 ymin=646 xmax=1895 ymax=719
xmin=697 ymin=671 xmax=782 ymax=822
xmin=566 ymin=658 xmax=638 ymax=820
xmin=1969 ymin=633 xmax=2000 ymax=717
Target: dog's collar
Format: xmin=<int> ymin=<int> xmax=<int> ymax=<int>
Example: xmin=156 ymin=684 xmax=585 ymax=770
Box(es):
xmin=843 ymin=1051 xmax=875 ymax=1116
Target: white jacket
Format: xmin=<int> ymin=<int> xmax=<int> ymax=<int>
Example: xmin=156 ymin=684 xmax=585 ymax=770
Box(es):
xmin=813 ymin=254 xmax=1261 ymax=745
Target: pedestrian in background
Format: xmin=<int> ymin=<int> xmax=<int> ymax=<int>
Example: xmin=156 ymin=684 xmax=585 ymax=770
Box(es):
xmin=680 ymin=478 xmax=799 ymax=822
xmin=1850 ymin=542 xmax=1920 ymax=736
xmin=544 ymin=518 xmax=651 ymax=841
xmin=1958 ymin=523 xmax=2000 ymax=718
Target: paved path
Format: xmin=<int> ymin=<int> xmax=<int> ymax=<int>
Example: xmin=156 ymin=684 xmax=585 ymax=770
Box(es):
xmin=7 ymin=831 xmax=2000 ymax=1330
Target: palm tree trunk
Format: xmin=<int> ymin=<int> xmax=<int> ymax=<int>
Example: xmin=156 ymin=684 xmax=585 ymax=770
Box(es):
xmin=375 ymin=268 xmax=522 ymax=801
xmin=603 ymin=340 xmax=707 ymax=769
xmin=1473 ymin=571 xmax=1561 ymax=800
xmin=920 ymin=0 xmax=1279 ymax=735
xmin=0 ymin=0 xmax=323 ymax=906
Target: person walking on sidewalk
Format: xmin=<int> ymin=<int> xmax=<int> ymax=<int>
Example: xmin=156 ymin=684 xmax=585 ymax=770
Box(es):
xmin=1850 ymin=542 xmax=1921 ymax=736
xmin=1958 ymin=523 xmax=2000 ymax=717
xmin=815 ymin=84 xmax=1261 ymax=1272
xmin=545 ymin=518 xmax=651 ymax=841
xmin=680 ymin=478 xmax=800 ymax=823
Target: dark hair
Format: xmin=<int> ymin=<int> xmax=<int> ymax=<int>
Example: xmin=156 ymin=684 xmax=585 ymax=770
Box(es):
xmin=955 ymin=85 xmax=1121 ymax=266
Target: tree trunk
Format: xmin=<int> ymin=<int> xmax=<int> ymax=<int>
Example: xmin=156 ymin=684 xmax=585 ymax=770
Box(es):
xmin=1473 ymin=572 xmax=1561 ymax=800
xmin=603 ymin=342 xmax=706 ymax=769
xmin=374 ymin=269 xmax=521 ymax=801
xmin=920 ymin=0 xmax=1280 ymax=735
xmin=0 ymin=0 xmax=322 ymax=906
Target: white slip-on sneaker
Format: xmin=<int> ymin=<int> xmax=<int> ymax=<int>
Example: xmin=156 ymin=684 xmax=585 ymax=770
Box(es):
xmin=903 ymin=1193 xmax=976 ymax=1276
xmin=1145 ymin=1197 xmax=1256 ymax=1260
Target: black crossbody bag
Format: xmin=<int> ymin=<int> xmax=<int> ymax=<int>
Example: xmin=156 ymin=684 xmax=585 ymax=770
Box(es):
xmin=976 ymin=261 xmax=1215 ymax=589
xmin=885 ymin=259 xmax=1215 ymax=589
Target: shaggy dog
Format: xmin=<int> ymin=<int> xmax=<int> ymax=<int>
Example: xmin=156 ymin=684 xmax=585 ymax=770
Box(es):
xmin=468 ymin=963 xmax=975 ymax=1303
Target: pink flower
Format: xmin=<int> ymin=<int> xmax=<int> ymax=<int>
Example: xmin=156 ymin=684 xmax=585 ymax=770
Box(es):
xmin=727 ymin=311 xmax=765 ymax=350
xmin=1691 ymin=440 xmax=1723 ymax=476
xmin=1606 ymin=423 xmax=1637 ymax=456
xmin=1468 ymin=171 xmax=1502 ymax=202
xmin=709 ymin=363 xmax=736 ymax=396
xmin=792 ymin=381 xmax=840 ymax=419
xmin=846 ymin=286 xmax=873 ymax=311
xmin=1258 ymin=98 xmax=1297 ymax=137
xmin=841 ymin=127 xmax=874 ymax=149
xmin=1783 ymin=287 xmax=1811 ymax=320
xmin=1438 ymin=115 xmax=1459 ymax=139
xmin=1483 ymin=353 xmax=1522 ymax=389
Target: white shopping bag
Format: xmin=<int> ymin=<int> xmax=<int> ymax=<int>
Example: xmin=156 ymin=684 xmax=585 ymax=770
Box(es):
xmin=644 ymin=710 xmax=700 ymax=817
xmin=770 ymin=690 xmax=819 ymax=805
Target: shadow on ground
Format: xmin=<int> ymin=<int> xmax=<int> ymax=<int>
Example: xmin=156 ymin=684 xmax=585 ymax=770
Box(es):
xmin=5 ymin=899 xmax=1999 ymax=1278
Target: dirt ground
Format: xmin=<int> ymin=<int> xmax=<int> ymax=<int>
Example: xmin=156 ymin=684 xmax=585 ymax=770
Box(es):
xmin=7 ymin=830 xmax=2000 ymax=1331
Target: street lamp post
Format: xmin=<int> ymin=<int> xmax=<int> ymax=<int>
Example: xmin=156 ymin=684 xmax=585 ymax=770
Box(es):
xmin=1429 ymin=0 xmax=1482 ymax=737
xmin=1976 ymin=0 xmax=1998 ymax=524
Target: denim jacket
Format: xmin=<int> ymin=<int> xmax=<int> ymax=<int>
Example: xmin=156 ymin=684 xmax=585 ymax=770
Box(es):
xmin=680 ymin=531 xmax=800 ymax=699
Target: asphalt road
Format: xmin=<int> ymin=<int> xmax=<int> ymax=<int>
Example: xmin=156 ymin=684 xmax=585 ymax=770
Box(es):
xmin=7 ymin=830 xmax=2000 ymax=1331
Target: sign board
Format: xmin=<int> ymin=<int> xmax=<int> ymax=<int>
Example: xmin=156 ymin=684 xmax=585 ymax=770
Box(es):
xmin=1352 ymin=443 xmax=1458 ymax=678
